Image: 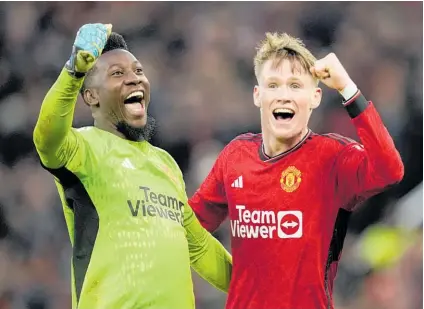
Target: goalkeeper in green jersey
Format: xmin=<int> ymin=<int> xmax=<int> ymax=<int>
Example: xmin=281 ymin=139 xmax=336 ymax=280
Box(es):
xmin=33 ymin=23 xmax=232 ymax=309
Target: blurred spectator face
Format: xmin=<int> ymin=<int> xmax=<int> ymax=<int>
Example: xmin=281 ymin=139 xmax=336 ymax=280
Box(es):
xmin=84 ymin=49 xmax=151 ymax=129
xmin=253 ymin=58 xmax=321 ymax=141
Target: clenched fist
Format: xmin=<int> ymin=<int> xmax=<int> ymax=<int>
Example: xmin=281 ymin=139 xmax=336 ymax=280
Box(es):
xmin=65 ymin=23 xmax=113 ymax=77
xmin=310 ymin=53 xmax=354 ymax=92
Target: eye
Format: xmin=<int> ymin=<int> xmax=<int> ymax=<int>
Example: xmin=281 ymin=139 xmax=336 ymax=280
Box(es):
xmin=111 ymin=71 xmax=123 ymax=76
xmin=268 ymin=83 xmax=278 ymax=89
xmin=291 ymin=83 xmax=301 ymax=89
xmin=135 ymin=68 xmax=144 ymax=74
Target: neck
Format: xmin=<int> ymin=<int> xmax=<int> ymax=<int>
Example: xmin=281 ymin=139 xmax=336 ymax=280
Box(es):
xmin=262 ymin=127 xmax=309 ymax=158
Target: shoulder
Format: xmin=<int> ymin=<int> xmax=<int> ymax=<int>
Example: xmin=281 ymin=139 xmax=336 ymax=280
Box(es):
xmin=310 ymin=132 xmax=362 ymax=155
xmin=74 ymin=126 xmax=95 ymax=134
xmin=226 ymin=132 xmax=261 ymax=150
xmin=312 ymin=132 xmax=359 ymax=147
xmin=73 ymin=126 xmax=102 ymax=141
xmin=231 ymin=132 xmax=262 ymax=143
xmin=71 ymin=127 xmax=130 ymax=156
xmin=150 ymin=145 xmax=186 ymax=190
xmin=151 ymin=145 xmax=173 ymax=159
xmin=72 ymin=126 xmax=113 ymax=149
xmin=211 ymin=132 xmax=261 ymax=162
xmin=151 ymin=145 xmax=181 ymax=171
xmin=74 ymin=126 xmax=133 ymax=145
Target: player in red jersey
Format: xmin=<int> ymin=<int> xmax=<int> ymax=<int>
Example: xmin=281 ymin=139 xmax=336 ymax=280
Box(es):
xmin=189 ymin=32 xmax=404 ymax=309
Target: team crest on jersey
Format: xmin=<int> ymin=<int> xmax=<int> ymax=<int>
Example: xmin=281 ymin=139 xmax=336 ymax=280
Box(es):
xmin=280 ymin=166 xmax=302 ymax=192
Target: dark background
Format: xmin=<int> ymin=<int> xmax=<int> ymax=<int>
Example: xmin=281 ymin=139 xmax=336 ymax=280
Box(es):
xmin=0 ymin=2 xmax=422 ymax=309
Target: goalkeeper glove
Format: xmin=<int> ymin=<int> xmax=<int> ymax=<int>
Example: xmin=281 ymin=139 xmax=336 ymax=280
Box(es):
xmin=65 ymin=23 xmax=112 ymax=78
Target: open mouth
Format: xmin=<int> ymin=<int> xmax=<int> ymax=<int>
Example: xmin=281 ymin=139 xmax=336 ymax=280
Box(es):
xmin=272 ymin=108 xmax=295 ymax=121
xmin=124 ymin=91 xmax=144 ymax=104
xmin=124 ymin=91 xmax=145 ymax=116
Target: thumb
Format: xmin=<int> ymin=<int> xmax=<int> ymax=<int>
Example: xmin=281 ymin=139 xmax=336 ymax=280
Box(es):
xmin=310 ymin=67 xmax=318 ymax=79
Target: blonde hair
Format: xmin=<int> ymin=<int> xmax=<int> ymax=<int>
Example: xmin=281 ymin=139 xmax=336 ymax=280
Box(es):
xmin=254 ymin=32 xmax=317 ymax=84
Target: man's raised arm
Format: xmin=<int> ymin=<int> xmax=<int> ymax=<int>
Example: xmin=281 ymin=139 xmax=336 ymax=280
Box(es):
xmin=311 ymin=53 xmax=404 ymax=209
xmin=33 ymin=23 xmax=111 ymax=169
xmin=33 ymin=70 xmax=84 ymax=169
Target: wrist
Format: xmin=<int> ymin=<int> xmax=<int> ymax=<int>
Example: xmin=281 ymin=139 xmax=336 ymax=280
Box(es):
xmin=65 ymin=59 xmax=86 ymax=79
xmin=65 ymin=46 xmax=88 ymax=79
xmin=339 ymin=81 xmax=358 ymax=101
xmin=57 ymin=68 xmax=85 ymax=92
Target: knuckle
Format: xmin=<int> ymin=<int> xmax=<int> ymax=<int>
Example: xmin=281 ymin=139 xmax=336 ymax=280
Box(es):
xmin=329 ymin=53 xmax=338 ymax=61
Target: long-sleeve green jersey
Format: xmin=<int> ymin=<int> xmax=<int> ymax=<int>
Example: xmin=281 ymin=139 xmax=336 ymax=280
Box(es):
xmin=33 ymin=69 xmax=232 ymax=309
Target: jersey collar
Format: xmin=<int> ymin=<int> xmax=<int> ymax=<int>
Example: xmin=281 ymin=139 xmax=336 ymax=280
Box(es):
xmin=259 ymin=129 xmax=312 ymax=163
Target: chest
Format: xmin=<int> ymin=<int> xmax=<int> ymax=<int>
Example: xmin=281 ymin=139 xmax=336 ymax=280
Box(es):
xmin=225 ymin=152 xmax=328 ymax=208
xmin=223 ymin=148 xmax=335 ymax=241
xmin=85 ymin=143 xmax=186 ymax=228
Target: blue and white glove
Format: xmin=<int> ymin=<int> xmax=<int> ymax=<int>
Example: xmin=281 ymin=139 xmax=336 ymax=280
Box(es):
xmin=65 ymin=23 xmax=112 ymax=77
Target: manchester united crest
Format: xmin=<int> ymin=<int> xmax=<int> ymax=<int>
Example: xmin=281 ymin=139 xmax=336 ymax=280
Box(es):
xmin=280 ymin=166 xmax=302 ymax=192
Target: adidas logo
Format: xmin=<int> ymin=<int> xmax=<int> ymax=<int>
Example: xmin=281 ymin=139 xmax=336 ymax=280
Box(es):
xmin=122 ymin=158 xmax=136 ymax=170
xmin=231 ymin=176 xmax=243 ymax=188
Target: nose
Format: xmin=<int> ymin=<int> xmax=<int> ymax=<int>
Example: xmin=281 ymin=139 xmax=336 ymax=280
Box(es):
xmin=124 ymin=71 xmax=142 ymax=86
xmin=275 ymin=86 xmax=292 ymax=103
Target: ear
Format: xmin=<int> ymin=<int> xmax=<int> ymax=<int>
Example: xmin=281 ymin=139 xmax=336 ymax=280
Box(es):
xmin=83 ymin=88 xmax=100 ymax=107
xmin=253 ymin=85 xmax=261 ymax=108
xmin=310 ymin=87 xmax=322 ymax=110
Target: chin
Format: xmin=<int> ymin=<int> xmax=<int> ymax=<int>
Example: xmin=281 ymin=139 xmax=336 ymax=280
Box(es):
xmin=127 ymin=117 xmax=147 ymax=128
xmin=117 ymin=115 xmax=157 ymax=142
xmin=272 ymin=126 xmax=303 ymax=141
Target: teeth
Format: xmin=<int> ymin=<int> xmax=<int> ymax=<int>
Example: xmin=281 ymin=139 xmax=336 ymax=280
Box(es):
xmin=274 ymin=108 xmax=294 ymax=114
xmin=126 ymin=91 xmax=144 ymax=100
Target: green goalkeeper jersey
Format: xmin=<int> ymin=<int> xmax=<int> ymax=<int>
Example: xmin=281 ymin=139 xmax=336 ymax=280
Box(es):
xmin=33 ymin=69 xmax=232 ymax=309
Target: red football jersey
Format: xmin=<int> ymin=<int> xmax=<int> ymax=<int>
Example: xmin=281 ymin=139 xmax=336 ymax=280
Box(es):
xmin=189 ymin=92 xmax=404 ymax=309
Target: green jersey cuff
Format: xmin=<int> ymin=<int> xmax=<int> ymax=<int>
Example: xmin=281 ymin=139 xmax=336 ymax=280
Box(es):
xmin=58 ymin=67 xmax=85 ymax=92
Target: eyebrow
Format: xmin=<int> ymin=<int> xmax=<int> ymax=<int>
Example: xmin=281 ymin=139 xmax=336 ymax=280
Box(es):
xmin=266 ymin=76 xmax=304 ymax=82
xmin=108 ymin=61 xmax=142 ymax=69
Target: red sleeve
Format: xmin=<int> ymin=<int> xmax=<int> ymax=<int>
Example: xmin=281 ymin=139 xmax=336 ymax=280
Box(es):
xmin=334 ymin=91 xmax=404 ymax=210
xmin=188 ymin=145 xmax=230 ymax=232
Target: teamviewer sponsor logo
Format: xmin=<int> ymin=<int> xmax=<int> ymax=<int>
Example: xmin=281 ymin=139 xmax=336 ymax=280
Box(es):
xmin=127 ymin=186 xmax=185 ymax=225
xmin=230 ymin=205 xmax=302 ymax=239
xmin=277 ymin=211 xmax=302 ymax=238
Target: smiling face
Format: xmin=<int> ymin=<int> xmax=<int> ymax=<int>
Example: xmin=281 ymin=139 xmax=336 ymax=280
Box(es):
xmin=254 ymin=57 xmax=322 ymax=142
xmin=83 ymin=49 xmax=151 ymax=129
xmin=252 ymin=33 xmax=322 ymax=146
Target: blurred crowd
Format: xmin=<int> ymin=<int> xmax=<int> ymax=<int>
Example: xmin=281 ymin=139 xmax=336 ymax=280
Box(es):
xmin=0 ymin=2 xmax=422 ymax=309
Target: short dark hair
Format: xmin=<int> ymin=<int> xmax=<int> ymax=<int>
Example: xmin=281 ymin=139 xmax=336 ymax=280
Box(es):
xmin=80 ymin=32 xmax=129 ymax=97
xmin=102 ymin=32 xmax=128 ymax=53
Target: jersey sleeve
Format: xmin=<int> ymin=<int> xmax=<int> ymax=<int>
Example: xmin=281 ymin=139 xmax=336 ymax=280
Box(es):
xmin=33 ymin=68 xmax=87 ymax=173
xmin=188 ymin=145 xmax=230 ymax=232
xmin=163 ymin=152 xmax=232 ymax=292
xmin=183 ymin=201 xmax=232 ymax=292
xmin=333 ymin=91 xmax=404 ymax=210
